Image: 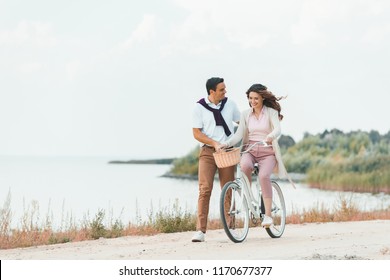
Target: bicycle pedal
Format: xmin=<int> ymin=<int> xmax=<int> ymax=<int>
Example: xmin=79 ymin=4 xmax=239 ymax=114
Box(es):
xmin=250 ymin=214 xmax=258 ymax=225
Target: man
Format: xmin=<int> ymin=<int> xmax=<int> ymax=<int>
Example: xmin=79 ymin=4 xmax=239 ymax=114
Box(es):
xmin=192 ymin=77 xmax=240 ymax=242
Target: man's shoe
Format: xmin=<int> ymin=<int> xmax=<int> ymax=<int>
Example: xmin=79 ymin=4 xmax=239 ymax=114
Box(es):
xmin=261 ymin=215 xmax=273 ymax=228
xmin=191 ymin=231 xmax=205 ymax=242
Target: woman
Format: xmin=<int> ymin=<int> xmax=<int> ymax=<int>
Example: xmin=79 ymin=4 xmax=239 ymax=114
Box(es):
xmin=222 ymin=83 xmax=294 ymax=227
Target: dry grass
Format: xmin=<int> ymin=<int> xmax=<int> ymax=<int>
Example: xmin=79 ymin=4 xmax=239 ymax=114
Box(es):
xmin=286 ymin=196 xmax=390 ymax=224
xmin=1 ymin=192 xmax=389 ymax=250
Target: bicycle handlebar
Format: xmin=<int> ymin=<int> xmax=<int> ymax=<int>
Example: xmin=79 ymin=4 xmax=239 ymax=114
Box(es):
xmin=241 ymin=140 xmax=272 ymax=154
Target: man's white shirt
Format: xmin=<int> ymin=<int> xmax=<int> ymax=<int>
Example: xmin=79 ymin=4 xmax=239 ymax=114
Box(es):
xmin=192 ymin=96 xmax=240 ymax=145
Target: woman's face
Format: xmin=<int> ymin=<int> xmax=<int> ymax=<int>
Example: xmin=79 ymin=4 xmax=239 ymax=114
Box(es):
xmin=248 ymin=91 xmax=263 ymax=109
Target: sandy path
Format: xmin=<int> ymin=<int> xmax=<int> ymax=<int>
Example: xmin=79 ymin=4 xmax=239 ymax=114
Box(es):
xmin=1 ymin=220 xmax=389 ymax=260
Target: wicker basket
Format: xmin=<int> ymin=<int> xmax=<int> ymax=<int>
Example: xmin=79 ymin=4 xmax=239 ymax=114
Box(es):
xmin=213 ymin=147 xmax=241 ymax=168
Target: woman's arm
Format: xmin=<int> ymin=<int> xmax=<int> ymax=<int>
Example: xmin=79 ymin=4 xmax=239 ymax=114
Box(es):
xmin=225 ymin=111 xmax=246 ymax=147
xmin=266 ymin=108 xmax=281 ymax=142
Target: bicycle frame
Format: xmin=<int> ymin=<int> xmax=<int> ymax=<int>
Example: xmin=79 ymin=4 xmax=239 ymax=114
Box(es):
xmin=235 ymin=166 xmax=262 ymax=219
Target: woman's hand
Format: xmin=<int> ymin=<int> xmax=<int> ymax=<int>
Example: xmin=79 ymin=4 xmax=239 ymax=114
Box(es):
xmin=265 ymin=137 xmax=273 ymax=146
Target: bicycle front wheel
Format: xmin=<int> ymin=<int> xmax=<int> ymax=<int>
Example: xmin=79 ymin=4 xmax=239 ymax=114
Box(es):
xmin=220 ymin=181 xmax=250 ymax=243
xmin=265 ymin=181 xmax=286 ymax=238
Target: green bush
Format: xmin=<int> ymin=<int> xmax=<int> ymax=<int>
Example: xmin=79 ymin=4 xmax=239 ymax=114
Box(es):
xmin=89 ymin=209 xmax=107 ymax=239
xmin=152 ymin=200 xmax=196 ymax=233
xmin=170 ymin=146 xmax=199 ymax=176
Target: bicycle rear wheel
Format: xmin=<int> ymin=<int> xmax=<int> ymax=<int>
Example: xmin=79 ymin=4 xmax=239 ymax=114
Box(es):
xmin=220 ymin=181 xmax=250 ymax=243
xmin=265 ymin=181 xmax=286 ymax=238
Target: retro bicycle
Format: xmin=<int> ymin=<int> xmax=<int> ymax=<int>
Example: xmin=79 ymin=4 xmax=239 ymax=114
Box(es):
xmin=218 ymin=141 xmax=286 ymax=243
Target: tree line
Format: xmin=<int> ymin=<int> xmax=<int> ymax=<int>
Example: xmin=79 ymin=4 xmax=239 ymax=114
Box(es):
xmin=283 ymin=129 xmax=390 ymax=193
xmin=169 ymin=129 xmax=390 ymax=194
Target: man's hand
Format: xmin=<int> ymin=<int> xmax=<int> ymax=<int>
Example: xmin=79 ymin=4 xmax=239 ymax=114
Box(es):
xmin=214 ymin=143 xmax=227 ymax=152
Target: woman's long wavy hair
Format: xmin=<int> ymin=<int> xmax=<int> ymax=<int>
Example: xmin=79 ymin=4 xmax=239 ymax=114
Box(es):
xmin=245 ymin=83 xmax=285 ymax=120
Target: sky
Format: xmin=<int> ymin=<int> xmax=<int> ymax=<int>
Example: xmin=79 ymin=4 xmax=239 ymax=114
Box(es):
xmin=1 ymin=0 xmax=389 ymax=159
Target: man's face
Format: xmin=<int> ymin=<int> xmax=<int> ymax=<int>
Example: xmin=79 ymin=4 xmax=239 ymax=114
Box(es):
xmin=211 ymin=82 xmax=226 ymax=102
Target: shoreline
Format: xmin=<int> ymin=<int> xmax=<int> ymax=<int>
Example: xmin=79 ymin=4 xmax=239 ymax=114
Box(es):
xmin=162 ymin=172 xmax=390 ymax=194
xmin=108 ymin=159 xmax=175 ymax=164
xmin=161 ymin=172 xmax=307 ymax=182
